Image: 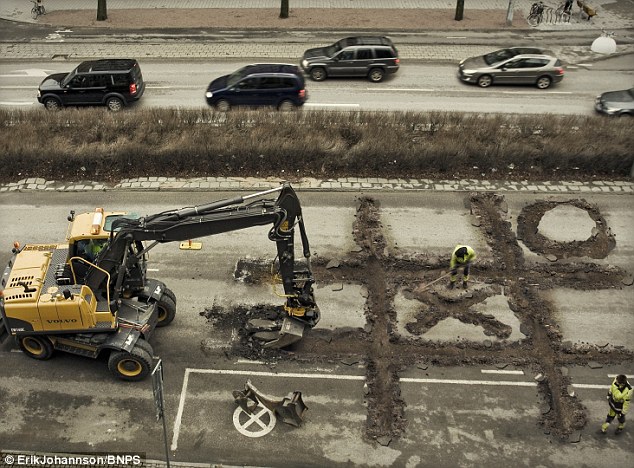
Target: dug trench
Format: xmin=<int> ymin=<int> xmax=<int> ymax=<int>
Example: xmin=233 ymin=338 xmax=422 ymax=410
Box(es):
xmin=201 ymin=193 xmax=633 ymax=442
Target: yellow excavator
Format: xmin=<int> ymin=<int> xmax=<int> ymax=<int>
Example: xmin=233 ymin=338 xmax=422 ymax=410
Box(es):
xmin=0 ymin=183 xmax=319 ymax=380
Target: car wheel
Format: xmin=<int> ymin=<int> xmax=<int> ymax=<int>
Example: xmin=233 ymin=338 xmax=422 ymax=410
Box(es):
xmin=106 ymin=97 xmax=124 ymax=112
xmin=477 ymin=75 xmax=493 ymax=88
xmin=536 ymin=76 xmax=552 ymax=89
xmin=215 ymin=99 xmax=230 ymax=112
xmin=368 ymin=68 xmax=385 ymax=83
xmin=43 ymin=97 xmax=61 ymax=110
xmin=278 ymin=100 xmax=297 ymax=112
xmin=310 ymin=67 xmax=327 ymax=82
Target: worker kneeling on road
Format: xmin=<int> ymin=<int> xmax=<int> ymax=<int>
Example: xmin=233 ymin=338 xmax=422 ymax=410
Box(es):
xmin=448 ymin=245 xmax=476 ymax=290
xmin=601 ymin=374 xmax=631 ymax=434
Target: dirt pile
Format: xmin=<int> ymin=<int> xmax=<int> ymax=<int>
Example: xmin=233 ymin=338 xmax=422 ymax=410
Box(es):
xmin=200 ymin=192 xmax=632 ymax=440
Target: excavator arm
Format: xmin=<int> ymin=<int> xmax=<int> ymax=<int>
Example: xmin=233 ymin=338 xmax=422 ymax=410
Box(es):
xmin=84 ymin=183 xmax=319 ymax=348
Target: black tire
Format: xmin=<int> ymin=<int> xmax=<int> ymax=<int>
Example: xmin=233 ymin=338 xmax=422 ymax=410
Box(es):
xmin=368 ymin=68 xmax=385 ymax=83
xmin=536 ymin=76 xmax=552 ymax=89
xmin=108 ymin=347 xmax=152 ymax=381
xmin=106 ymin=97 xmax=124 ymax=112
xmin=43 ymin=97 xmax=61 ymax=110
xmin=310 ymin=67 xmax=327 ymax=82
xmin=477 ymin=75 xmax=493 ymax=88
xmin=133 ymin=338 xmax=154 ymax=358
xmin=278 ymin=99 xmax=296 ymax=112
xmin=31 ymin=6 xmax=38 ymax=20
xmin=215 ymin=99 xmax=230 ymax=112
xmin=155 ymin=294 xmax=176 ymax=327
xmin=18 ymin=335 xmax=54 ymax=360
xmin=162 ymin=287 xmax=177 ymax=305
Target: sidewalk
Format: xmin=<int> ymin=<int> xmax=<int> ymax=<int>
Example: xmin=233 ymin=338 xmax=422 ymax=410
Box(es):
xmin=2 ymin=0 xmax=634 ymax=31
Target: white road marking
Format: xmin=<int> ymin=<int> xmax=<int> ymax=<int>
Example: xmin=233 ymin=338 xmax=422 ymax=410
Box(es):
xmin=236 ymin=359 xmax=265 ymax=365
xmin=365 ymin=88 xmax=435 ymax=92
xmin=401 ymin=378 xmax=538 ymax=386
xmin=447 ymin=36 xmax=467 ymax=39
xmin=147 ymin=268 xmax=160 ymax=272
xmin=189 ymin=368 xmax=366 ymax=380
xmin=0 ymin=102 xmax=34 ymax=106
xmin=171 ymin=368 xmax=192 ymax=451
xmin=304 ymin=103 xmax=360 ymax=108
xmin=502 ymin=91 xmax=572 ymax=95
xmin=170 ymin=367 xmax=617 ymax=450
xmin=481 ymin=369 xmax=525 ymax=375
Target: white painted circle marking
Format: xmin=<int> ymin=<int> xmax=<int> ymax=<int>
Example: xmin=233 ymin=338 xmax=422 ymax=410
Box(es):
xmin=233 ymin=404 xmax=276 ymax=438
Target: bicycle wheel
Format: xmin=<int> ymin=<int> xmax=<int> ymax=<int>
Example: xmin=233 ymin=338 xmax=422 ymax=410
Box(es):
xmin=40 ymin=6 xmax=46 ymax=15
xmin=527 ymin=14 xmax=539 ymax=26
xmin=31 ymin=6 xmax=38 ymax=19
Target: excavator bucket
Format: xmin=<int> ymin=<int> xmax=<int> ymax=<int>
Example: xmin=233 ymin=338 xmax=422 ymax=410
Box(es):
xmin=261 ymin=316 xmax=306 ymax=349
xmin=233 ymin=379 xmax=308 ymax=427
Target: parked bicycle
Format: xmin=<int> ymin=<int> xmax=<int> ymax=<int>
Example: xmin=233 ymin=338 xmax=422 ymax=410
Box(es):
xmin=30 ymin=0 xmax=46 ymax=20
xmin=527 ymin=1 xmax=545 ymax=26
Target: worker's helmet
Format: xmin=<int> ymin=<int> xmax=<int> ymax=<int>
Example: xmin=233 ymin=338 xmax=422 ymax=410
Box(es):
xmin=456 ymin=247 xmax=468 ymax=258
xmin=616 ymin=374 xmax=628 ymax=386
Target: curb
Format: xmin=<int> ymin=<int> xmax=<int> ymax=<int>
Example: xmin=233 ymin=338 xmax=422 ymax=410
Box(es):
xmin=2 ymin=177 xmax=633 ymax=194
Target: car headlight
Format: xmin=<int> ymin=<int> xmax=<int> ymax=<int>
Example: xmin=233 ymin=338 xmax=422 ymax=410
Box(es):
xmin=461 ymin=69 xmax=476 ymax=75
xmin=459 ymin=59 xmax=466 ymax=65
xmin=205 ymin=91 xmax=213 ymax=98
xmin=301 ymin=59 xmax=309 ymax=68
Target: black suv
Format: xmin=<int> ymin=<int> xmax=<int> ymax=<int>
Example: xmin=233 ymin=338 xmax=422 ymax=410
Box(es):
xmin=37 ymin=59 xmax=145 ymax=111
xmin=205 ymin=64 xmax=307 ymax=111
xmin=301 ymin=36 xmax=399 ymax=83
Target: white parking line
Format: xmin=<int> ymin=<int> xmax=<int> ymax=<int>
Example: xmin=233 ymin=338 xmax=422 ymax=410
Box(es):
xmin=170 ymin=367 xmax=620 ymax=451
xmin=481 ymin=369 xmax=525 ymax=375
xmin=401 ymin=378 xmax=538 ymax=386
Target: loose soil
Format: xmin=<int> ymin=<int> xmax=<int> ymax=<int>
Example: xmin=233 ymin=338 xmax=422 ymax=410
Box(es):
xmin=200 ymin=192 xmax=633 ymax=442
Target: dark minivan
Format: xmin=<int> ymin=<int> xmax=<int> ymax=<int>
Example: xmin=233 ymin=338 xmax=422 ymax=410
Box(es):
xmin=301 ymin=36 xmax=399 ymax=83
xmin=37 ymin=59 xmax=144 ymax=111
xmin=205 ymin=64 xmax=307 ymax=111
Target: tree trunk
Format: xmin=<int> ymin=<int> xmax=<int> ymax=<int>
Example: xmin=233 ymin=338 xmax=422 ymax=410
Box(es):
xmin=280 ymin=0 xmax=289 ymax=19
xmin=455 ymin=0 xmax=465 ymax=21
xmin=97 ymin=0 xmax=108 ymax=22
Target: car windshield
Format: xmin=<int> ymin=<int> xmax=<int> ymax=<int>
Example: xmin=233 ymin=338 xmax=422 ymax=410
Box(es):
xmin=483 ymin=49 xmax=518 ymax=65
xmin=325 ymin=43 xmax=342 ymax=57
xmin=61 ymin=68 xmax=78 ymax=87
xmin=226 ymin=66 xmax=250 ymax=87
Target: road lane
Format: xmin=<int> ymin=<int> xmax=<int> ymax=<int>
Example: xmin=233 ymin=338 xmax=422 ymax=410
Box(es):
xmin=1 ymin=59 xmax=631 ymax=114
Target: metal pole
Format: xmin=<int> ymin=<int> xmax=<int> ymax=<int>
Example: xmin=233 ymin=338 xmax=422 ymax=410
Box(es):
xmin=162 ymin=411 xmax=171 ymax=468
xmin=506 ymin=0 xmax=516 ymax=26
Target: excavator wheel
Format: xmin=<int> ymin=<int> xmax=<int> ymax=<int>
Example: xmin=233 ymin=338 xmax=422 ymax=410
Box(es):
xmin=162 ymin=287 xmax=177 ymax=305
xmin=133 ymin=338 xmax=155 ymax=358
xmin=18 ymin=335 xmax=54 ymax=360
xmin=108 ymin=346 xmax=152 ymax=381
xmin=155 ymin=294 xmax=176 ymax=327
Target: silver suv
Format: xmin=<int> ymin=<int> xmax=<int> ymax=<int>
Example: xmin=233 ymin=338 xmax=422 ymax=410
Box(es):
xmin=301 ymin=36 xmax=399 ymax=83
